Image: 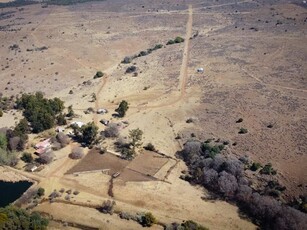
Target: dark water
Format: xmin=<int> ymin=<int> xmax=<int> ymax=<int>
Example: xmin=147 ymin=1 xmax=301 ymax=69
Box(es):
xmin=0 ymin=181 xmax=32 ymax=207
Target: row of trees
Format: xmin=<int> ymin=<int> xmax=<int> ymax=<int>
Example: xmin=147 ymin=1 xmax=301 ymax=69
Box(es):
xmin=179 ymin=140 xmax=307 ymax=230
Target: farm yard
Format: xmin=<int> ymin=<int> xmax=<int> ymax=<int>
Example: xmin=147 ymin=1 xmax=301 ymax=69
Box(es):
xmin=66 ymin=149 xmax=170 ymax=182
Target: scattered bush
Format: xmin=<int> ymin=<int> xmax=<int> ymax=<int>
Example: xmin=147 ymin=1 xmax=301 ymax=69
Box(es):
xmin=119 ymin=212 xmax=134 ymax=220
xmin=174 ymin=36 xmax=184 ymax=43
xmin=97 ymin=200 xmax=116 ymax=214
xmin=236 ymin=118 xmax=243 ymax=123
xmin=94 ymin=71 xmax=104 ymax=79
xmin=238 ymin=128 xmax=248 ymax=134
xmin=0 ymin=109 xmax=3 ymax=117
xmin=139 ymin=212 xmax=157 ymax=227
xmin=166 ymin=40 xmax=175 ymax=45
xmin=125 ymin=65 xmax=137 ymax=73
xmin=144 ymin=143 xmax=155 ymax=151
xmin=260 ymin=163 xmax=277 ymax=175
xmin=167 ymin=37 xmax=184 ymax=45
xmin=153 ymin=44 xmax=163 ymax=50
xmin=250 ymin=162 xmax=261 ymax=171
xmin=186 ymin=118 xmax=193 ymax=123
xmin=37 ymin=187 xmax=45 ymax=197
xmin=122 ymin=56 xmax=132 ymax=64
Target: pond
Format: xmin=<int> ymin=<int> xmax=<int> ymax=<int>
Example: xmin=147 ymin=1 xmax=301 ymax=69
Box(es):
xmin=0 ymin=180 xmax=33 ymax=207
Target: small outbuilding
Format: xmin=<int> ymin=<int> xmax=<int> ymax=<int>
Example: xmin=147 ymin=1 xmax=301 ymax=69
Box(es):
xmin=71 ymin=121 xmax=84 ymax=128
xmin=97 ymin=108 xmax=108 ymax=114
xmin=100 ymin=119 xmax=109 ymax=126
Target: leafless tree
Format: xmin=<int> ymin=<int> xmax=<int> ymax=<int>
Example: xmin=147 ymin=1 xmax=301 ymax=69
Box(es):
xmin=104 ymin=123 xmax=119 ymax=138
xmin=203 ymin=168 xmax=218 ymax=187
xmin=38 ymin=152 xmax=54 ymax=164
xmin=56 ymin=132 xmax=70 ymax=147
xmin=218 ymin=171 xmax=238 ymax=198
xmin=69 ymin=147 xmax=84 ymax=159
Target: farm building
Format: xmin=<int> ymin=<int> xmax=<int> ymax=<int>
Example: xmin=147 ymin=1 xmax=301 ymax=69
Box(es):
xmin=34 ymin=138 xmax=51 ymax=155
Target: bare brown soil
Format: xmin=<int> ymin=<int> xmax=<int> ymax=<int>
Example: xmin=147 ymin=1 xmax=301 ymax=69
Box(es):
xmin=66 ymin=151 xmax=129 ymax=175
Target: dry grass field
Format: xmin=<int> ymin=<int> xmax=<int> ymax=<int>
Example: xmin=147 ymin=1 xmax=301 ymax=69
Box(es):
xmin=0 ymin=0 xmax=306 ymax=229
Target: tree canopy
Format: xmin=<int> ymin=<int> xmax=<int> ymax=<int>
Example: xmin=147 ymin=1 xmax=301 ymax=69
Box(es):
xmin=16 ymin=92 xmax=65 ymax=133
xmin=115 ymin=100 xmax=129 ymax=117
xmin=0 ymin=206 xmax=48 ymax=230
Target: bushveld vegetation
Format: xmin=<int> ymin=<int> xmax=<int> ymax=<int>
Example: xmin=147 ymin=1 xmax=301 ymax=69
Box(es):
xmin=179 ymin=140 xmax=307 ymax=229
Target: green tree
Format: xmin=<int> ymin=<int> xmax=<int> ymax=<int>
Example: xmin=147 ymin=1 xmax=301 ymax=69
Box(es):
xmin=0 ymin=206 xmax=48 ymax=230
xmin=67 ymin=105 xmax=74 ymax=118
xmin=14 ymin=118 xmax=29 ymax=136
xmin=0 ymin=133 xmax=7 ymax=150
xmin=81 ymin=122 xmax=98 ymax=145
xmin=37 ymin=187 xmax=45 ymax=197
xmin=174 ymin=36 xmax=184 ymax=43
xmin=129 ymin=128 xmax=143 ymax=154
xmin=21 ymin=152 xmax=33 ymax=163
xmin=16 ymin=93 xmax=65 ymax=133
xmin=115 ymin=100 xmax=129 ymax=117
xmin=56 ymin=113 xmax=67 ymax=125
